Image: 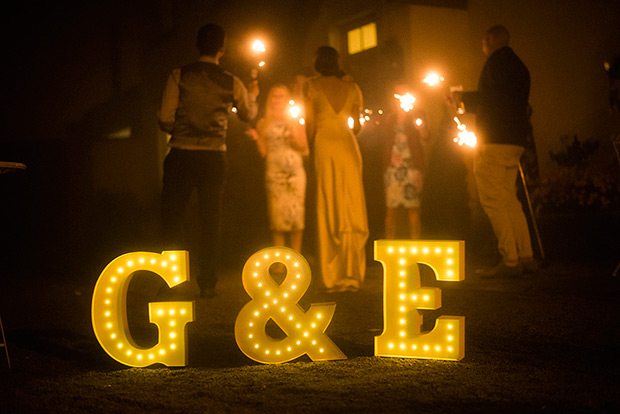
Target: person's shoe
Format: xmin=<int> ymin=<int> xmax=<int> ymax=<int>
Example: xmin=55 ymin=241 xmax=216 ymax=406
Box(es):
xmin=200 ymin=288 xmax=217 ymax=299
xmin=520 ymin=257 xmax=538 ymax=274
xmin=475 ymin=262 xmax=523 ymax=279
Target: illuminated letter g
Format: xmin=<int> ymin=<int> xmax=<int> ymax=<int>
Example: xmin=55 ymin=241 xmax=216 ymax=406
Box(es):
xmin=91 ymin=251 xmax=195 ymax=367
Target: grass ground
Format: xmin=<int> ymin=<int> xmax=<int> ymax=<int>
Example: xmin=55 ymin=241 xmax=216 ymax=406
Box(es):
xmin=1 ymin=257 xmax=619 ymax=413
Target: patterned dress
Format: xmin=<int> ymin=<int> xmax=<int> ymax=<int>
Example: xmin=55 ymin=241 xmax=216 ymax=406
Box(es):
xmin=264 ymin=120 xmax=306 ymax=232
xmin=384 ymin=124 xmax=423 ymax=209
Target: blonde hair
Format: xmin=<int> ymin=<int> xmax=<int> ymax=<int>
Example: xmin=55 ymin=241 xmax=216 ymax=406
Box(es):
xmin=263 ymin=84 xmax=291 ymax=119
xmin=257 ymin=84 xmax=292 ymax=136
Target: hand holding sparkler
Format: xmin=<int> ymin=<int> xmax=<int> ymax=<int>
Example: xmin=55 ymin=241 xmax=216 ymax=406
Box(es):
xmin=445 ymin=84 xmax=474 ymax=146
xmin=250 ymin=39 xmax=266 ymax=80
xmin=421 ymin=71 xmax=476 ymax=147
xmin=285 ymin=99 xmax=309 ymax=155
xmin=448 ymin=85 xmax=465 ymax=114
xmin=391 ymin=89 xmax=425 ymax=129
xmin=288 ymin=99 xmax=305 ymax=125
xmin=452 ymin=117 xmax=477 ymax=147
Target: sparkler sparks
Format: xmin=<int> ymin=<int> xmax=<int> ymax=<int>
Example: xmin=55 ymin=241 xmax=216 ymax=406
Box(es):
xmin=418 ymin=73 xmax=473 ymax=147
xmin=452 ymin=117 xmax=477 ymax=147
xmin=288 ymin=105 xmax=300 ymax=119
xmin=288 ymin=100 xmax=304 ymax=125
xmin=251 ymin=39 xmax=266 ymax=54
xmin=394 ymin=93 xmax=416 ymax=112
xmin=250 ymin=39 xmax=266 ymax=79
xmin=422 ymin=72 xmax=445 ymax=87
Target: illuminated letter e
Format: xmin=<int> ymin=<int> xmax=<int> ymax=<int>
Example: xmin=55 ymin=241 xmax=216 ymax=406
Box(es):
xmin=374 ymin=240 xmax=465 ymax=361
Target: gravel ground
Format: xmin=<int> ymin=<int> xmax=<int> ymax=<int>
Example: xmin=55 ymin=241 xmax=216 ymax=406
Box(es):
xmin=1 ymin=254 xmax=619 ymax=413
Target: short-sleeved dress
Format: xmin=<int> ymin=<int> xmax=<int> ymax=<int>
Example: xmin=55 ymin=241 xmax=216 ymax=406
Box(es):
xmin=384 ymin=124 xmax=424 ymax=209
xmin=263 ymin=120 xmax=306 ymax=232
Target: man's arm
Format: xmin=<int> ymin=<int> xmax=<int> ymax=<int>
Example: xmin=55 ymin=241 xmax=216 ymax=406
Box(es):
xmin=157 ymin=69 xmax=181 ymax=133
xmin=233 ymin=76 xmax=259 ymax=122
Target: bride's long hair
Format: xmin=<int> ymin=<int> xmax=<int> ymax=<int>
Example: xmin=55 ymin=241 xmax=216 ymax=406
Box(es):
xmin=314 ymin=46 xmax=346 ymax=78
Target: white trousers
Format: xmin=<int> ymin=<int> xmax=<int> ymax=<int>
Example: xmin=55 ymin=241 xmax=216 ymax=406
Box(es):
xmin=474 ymin=144 xmax=533 ymax=265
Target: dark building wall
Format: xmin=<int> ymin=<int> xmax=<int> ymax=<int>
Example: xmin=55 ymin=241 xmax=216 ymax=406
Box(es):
xmin=3 ymin=0 xmax=619 ymax=277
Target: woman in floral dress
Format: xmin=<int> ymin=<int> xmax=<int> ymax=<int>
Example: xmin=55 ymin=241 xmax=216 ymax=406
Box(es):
xmin=383 ymin=89 xmax=425 ymax=239
xmin=247 ymin=84 xmax=308 ymax=252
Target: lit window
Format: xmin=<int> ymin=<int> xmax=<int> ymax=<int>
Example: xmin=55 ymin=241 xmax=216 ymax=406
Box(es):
xmin=347 ymin=22 xmax=377 ymax=55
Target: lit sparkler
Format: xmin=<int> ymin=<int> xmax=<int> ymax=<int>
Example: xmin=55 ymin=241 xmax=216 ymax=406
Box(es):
xmin=422 ymin=72 xmax=445 ymax=87
xmin=252 ymin=39 xmax=266 ymax=52
xmin=250 ymin=39 xmax=266 ymax=80
xmin=346 ymin=115 xmax=366 ymax=129
xmin=288 ymin=100 xmax=304 ymax=125
xmin=393 ymin=93 xmax=416 ymax=112
xmin=452 ymin=117 xmax=477 ymax=147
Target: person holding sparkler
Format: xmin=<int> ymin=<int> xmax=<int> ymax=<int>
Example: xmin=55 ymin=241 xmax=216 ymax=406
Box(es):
xmin=450 ymin=25 xmax=536 ymax=278
xmin=246 ymin=84 xmax=308 ymax=253
xmin=383 ymin=85 xmax=425 ymax=240
xmin=303 ymin=46 xmax=368 ymax=293
xmin=158 ymin=23 xmax=259 ymax=299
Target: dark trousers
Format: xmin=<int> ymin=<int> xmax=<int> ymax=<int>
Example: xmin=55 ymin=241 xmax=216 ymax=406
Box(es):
xmin=161 ymin=148 xmax=227 ymax=290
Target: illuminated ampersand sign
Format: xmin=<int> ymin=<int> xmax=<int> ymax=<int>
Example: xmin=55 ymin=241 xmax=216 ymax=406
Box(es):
xmin=374 ymin=240 xmax=465 ymax=361
xmin=235 ymin=247 xmax=346 ymax=364
xmin=91 ymin=251 xmax=195 ymax=367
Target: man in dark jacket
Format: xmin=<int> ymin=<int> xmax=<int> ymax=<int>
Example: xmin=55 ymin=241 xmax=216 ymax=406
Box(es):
xmin=158 ymin=23 xmax=259 ymax=298
xmin=452 ymin=25 xmax=536 ymax=278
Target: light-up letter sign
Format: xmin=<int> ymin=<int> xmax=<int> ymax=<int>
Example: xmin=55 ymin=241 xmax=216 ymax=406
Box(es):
xmin=235 ymin=247 xmax=346 ymax=364
xmin=92 ymin=251 xmax=195 ymax=367
xmin=374 ymin=240 xmax=465 ymax=361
